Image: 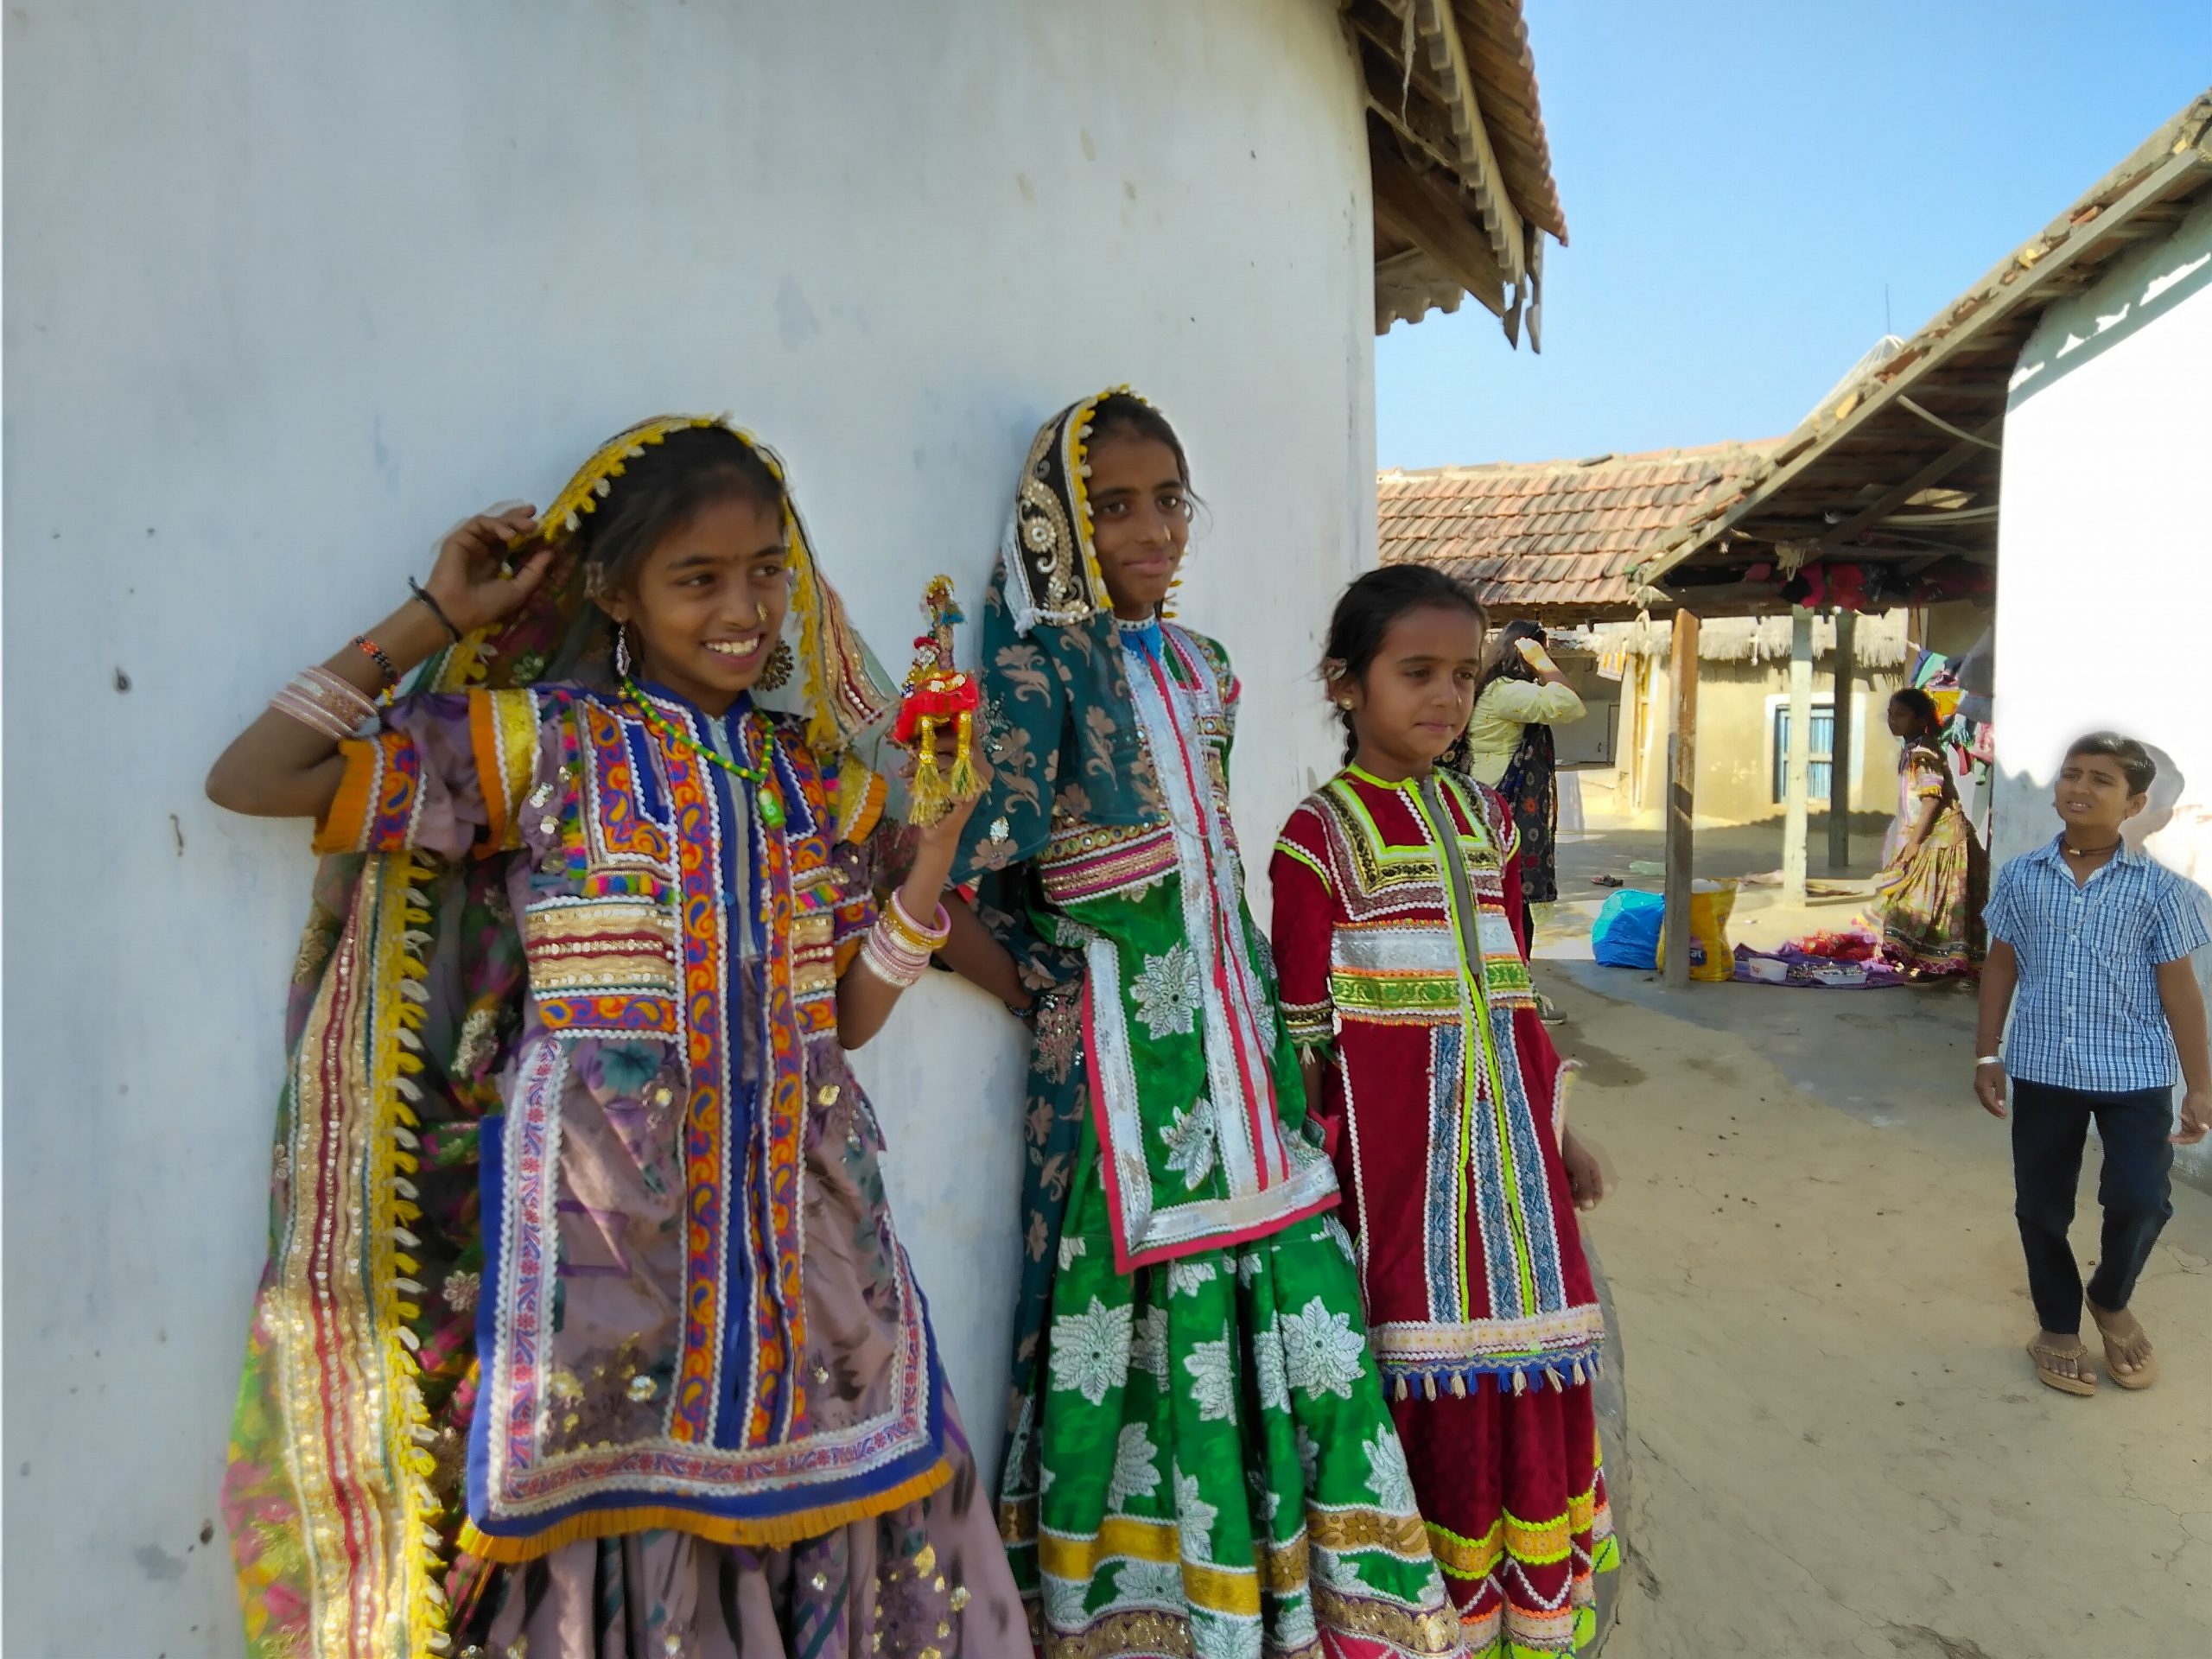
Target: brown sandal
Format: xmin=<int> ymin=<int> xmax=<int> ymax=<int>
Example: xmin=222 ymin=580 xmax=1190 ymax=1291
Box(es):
xmin=2088 ymin=1305 xmax=2158 ymax=1391
xmin=2026 ymin=1338 xmax=2097 ymax=1396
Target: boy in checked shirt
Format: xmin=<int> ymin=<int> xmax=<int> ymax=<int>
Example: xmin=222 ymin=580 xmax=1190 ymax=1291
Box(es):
xmin=1976 ymin=733 xmax=2211 ymax=1396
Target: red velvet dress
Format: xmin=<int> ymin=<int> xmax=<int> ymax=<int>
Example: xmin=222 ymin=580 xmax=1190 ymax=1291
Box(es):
xmin=1270 ymin=766 xmax=1618 ymax=1657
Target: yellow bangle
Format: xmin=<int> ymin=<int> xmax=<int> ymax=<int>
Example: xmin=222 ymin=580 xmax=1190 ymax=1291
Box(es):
xmin=884 ymin=891 xmax=951 ymax=953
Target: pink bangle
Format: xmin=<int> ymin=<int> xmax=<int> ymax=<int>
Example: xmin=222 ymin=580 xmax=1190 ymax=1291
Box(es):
xmin=301 ymin=664 xmax=378 ymax=723
xmin=860 ymin=923 xmax=931 ymax=989
xmin=270 ymin=685 xmax=356 ymax=742
xmin=885 ymin=891 xmax=952 ymax=953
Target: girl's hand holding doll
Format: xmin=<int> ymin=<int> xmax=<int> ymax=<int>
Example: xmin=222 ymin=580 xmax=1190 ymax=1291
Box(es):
xmin=835 ymin=726 xmax=992 ymax=1049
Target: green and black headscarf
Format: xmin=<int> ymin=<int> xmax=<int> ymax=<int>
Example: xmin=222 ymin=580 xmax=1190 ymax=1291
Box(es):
xmin=959 ymin=388 xmax=1172 ymax=878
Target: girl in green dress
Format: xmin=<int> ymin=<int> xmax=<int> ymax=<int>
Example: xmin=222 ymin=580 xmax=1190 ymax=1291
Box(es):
xmin=942 ymin=390 xmax=1457 ymax=1659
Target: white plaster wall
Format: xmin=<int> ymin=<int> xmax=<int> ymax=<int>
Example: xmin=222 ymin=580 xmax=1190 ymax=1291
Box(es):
xmin=0 ymin=3 xmax=1376 ymax=1650
xmin=1991 ymin=194 xmax=2212 ymax=1180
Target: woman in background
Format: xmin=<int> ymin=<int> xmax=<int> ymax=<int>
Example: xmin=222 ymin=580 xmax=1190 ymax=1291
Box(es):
xmin=1875 ymin=687 xmax=1984 ymax=979
xmin=1465 ymin=620 xmax=1584 ymax=956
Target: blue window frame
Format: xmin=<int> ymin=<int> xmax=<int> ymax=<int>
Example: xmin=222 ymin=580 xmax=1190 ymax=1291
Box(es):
xmin=1771 ymin=703 xmax=1835 ymax=804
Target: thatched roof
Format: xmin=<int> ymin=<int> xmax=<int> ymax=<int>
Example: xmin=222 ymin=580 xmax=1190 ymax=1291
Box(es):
xmin=1634 ymin=86 xmax=2212 ymax=610
xmin=1377 ymin=442 xmax=1778 ymax=620
xmin=1351 ymin=2 xmax=1567 ymax=342
xmin=1573 ymin=611 xmax=1913 ymax=670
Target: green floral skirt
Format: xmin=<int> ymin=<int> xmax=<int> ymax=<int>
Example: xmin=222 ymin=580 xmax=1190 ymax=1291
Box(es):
xmin=997 ymin=1003 xmax=1455 ymax=1659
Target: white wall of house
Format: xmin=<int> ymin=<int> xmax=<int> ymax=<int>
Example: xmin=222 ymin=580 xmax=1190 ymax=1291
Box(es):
xmin=0 ymin=3 xmax=1375 ymax=1650
xmin=1993 ymin=194 xmax=2212 ymax=1181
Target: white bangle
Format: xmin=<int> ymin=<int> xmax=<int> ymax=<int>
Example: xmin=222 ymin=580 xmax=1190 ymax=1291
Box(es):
xmin=860 ymin=918 xmax=931 ymax=988
xmin=270 ymin=685 xmax=357 ymax=742
xmin=301 ymin=664 xmax=378 ymax=723
xmin=1974 ymin=1055 xmax=2003 ymax=1067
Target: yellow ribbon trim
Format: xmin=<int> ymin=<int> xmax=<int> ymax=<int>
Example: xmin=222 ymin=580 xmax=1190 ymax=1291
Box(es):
xmin=469 ymin=687 xmax=541 ymax=853
xmin=1038 ymin=1517 xmax=1262 ymax=1617
xmin=459 ymin=1457 xmax=951 ymax=1564
xmin=1427 ymin=1495 xmax=1597 ymax=1580
xmin=312 ymin=737 xmax=382 ymax=855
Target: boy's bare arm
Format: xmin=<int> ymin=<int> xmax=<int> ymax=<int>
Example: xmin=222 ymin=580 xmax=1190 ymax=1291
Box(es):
xmin=1974 ymin=940 xmax=2018 ymax=1119
xmin=2154 ymin=957 xmax=2209 ymax=1144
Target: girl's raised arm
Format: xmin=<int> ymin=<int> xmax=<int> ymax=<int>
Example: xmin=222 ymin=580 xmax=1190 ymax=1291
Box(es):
xmin=936 ymin=901 xmax=1033 ymax=1010
xmin=206 ymin=507 xmax=550 ymax=821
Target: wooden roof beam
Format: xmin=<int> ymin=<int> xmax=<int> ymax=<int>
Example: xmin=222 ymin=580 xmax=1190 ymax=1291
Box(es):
xmin=1354 ymin=35 xmax=1466 ymax=180
xmin=1373 ymin=0 xmax=1526 ymax=286
xmin=1371 ymin=138 xmax=1509 ymax=318
xmin=1724 ymin=517 xmax=1991 ymax=556
xmin=1816 ymin=416 xmax=2005 ymax=549
xmin=1897 ymin=395 xmax=2004 ymax=450
xmin=1414 ymin=0 xmax=1525 ymax=283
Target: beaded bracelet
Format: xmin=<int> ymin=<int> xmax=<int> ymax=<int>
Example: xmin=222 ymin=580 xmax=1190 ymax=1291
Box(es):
xmin=351 ymin=634 xmax=399 ymax=693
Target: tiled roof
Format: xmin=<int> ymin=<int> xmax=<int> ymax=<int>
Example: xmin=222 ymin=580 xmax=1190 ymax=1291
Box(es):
xmin=1377 ymin=442 xmax=1780 ymax=617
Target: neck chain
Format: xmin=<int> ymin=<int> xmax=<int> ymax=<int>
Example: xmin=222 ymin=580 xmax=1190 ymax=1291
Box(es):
xmin=2063 ymin=837 xmax=2122 ymax=858
xmin=622 ymin=679 xmax=785 ymax=828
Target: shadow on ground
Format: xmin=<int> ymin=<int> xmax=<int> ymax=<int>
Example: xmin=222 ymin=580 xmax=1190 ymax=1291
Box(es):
xmin=1535 ymin=951 xmax=2211 ymax=1659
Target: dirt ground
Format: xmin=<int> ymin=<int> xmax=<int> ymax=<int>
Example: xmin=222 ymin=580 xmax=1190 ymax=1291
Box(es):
xmin=1539 ymin=955 xmax=2212 ymax=1654
xmin=1535 ymin=867 xmax=2212 ymax=1658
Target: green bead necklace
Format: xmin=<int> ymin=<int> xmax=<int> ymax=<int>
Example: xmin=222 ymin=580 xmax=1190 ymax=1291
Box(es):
xmin=623 ymin=678 xmax=785 ymax=828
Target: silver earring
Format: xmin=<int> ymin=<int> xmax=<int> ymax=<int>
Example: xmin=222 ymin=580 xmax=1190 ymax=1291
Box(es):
xmin=613 ymin=624 xmax=632 ymax=681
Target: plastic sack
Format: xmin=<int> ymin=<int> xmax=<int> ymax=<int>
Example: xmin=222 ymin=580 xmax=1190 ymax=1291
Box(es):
xmin=1656 ymin=878 xmax=1738 ymax=982
xmin=1592 ymin=889 xmax=1664 ymax=969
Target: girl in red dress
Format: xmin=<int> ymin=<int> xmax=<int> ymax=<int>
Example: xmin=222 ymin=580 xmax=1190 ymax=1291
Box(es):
xmin=1268 ymin=566 xmax=1618 ymax=1659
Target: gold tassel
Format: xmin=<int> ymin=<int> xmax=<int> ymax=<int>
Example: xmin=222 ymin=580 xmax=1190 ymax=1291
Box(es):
xmin=910 ymin=714 xmax=946 ymax=823
xmin=946 ymin=708 xmax=979 ymax=801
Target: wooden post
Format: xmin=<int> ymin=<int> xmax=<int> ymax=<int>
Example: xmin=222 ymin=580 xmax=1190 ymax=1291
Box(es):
xmin=1828 ymin=607 xmax=1857 ymax=871
xmin=1663 ymin=610 xmax=1700 ymax=989
xmin=1782 ymin=607 xmax=1814 ymax=903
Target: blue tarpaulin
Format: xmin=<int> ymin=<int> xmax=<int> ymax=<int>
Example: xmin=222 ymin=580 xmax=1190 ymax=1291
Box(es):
xmin=1592 ymin=889 xmax=1664 ymax=969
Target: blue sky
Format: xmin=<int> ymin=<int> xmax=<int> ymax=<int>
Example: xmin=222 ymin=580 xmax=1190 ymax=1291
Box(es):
xmin=1376 ymin=2 xmax=2212 ymax=469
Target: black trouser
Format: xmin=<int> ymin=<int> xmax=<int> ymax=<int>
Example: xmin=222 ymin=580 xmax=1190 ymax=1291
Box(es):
xmin=2011 ymin=1078 xmax=2175 ymax=1336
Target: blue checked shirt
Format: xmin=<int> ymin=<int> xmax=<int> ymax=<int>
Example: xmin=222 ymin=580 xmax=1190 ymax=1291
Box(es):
xmin=1985 ymin=836 xmax=2211 ymax=1092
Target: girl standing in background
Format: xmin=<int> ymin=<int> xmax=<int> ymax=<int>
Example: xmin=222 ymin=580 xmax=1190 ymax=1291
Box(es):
xmin=1876 ymin=686 xmax=1984 ymax=979
xmin=1464 ymin=621 xmax=1582 ymax=955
